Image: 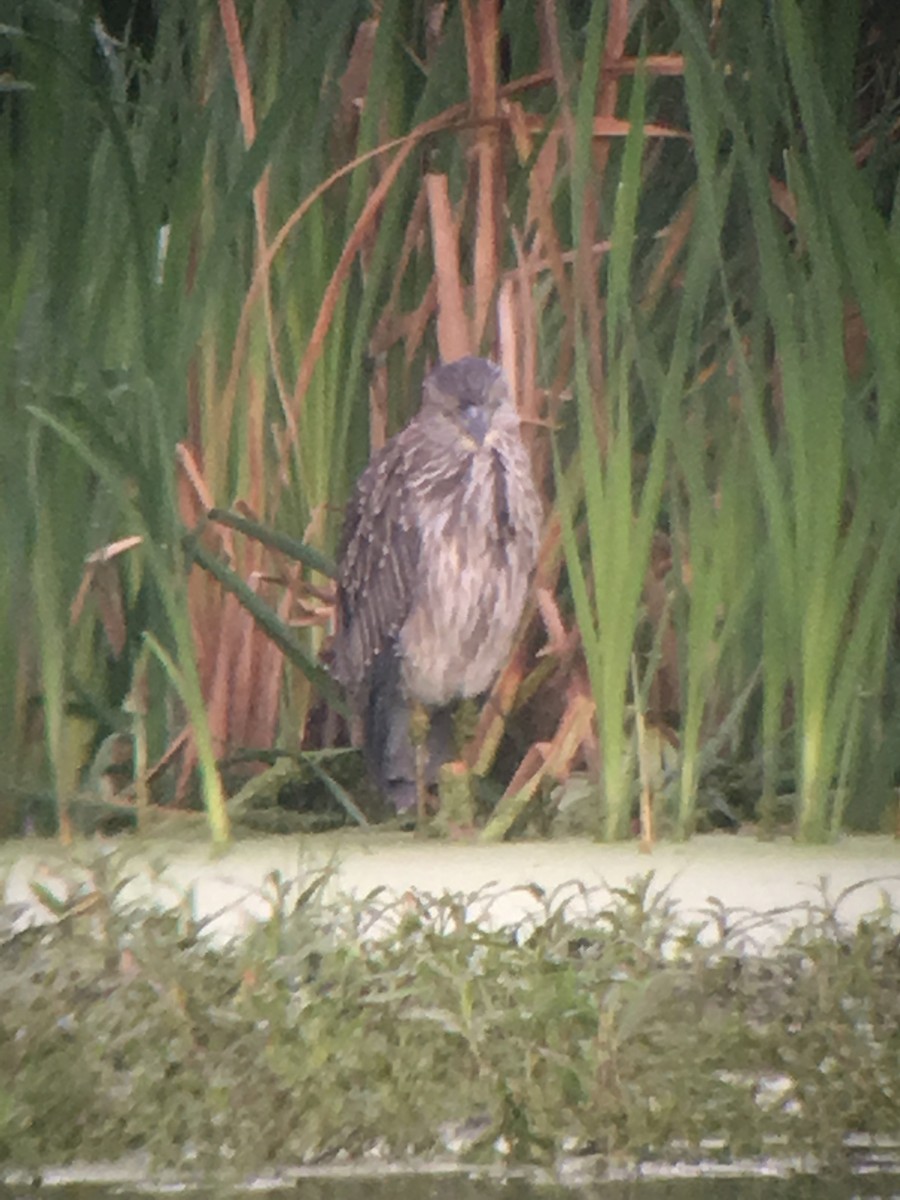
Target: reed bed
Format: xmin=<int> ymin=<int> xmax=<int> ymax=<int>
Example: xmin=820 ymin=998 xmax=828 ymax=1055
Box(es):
xmin=1 ymin=0 xmax=898 ymax=842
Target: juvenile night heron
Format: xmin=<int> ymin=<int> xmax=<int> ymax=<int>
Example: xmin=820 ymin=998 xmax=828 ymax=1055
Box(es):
xmin=331 ymin=356 xmax=542 ymax=812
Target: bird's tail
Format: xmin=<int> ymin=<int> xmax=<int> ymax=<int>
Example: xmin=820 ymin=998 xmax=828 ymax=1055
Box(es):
xmin=365 ymin=648 xmax=415 ymax=810
xmin=365 ymin=647 xmax=454 ymax=812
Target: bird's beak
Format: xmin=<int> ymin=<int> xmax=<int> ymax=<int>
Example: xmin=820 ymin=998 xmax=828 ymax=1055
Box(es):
xmin=461 ymin=403 xmax=490 ymax=445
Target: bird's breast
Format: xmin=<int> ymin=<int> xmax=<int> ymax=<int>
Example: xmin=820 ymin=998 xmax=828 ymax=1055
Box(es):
xmin=398 ymin=439 xmax=541 ymax=706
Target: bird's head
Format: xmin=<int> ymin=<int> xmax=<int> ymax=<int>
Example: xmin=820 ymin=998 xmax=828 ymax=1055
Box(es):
xmin=421 ymin=357 xmax=517 ymax=447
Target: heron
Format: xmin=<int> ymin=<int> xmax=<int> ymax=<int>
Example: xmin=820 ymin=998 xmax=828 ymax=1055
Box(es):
xmin=331 ymin=356 xmax=542 ymax=814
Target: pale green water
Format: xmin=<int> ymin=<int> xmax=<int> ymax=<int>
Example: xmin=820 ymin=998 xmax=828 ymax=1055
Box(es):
xmin=2 ymin=1174 xmax=898 ymax=1200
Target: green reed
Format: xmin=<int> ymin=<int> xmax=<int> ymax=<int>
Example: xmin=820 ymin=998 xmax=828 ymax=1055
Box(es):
xmin=679 ymin=0 xmax=900 ymax=839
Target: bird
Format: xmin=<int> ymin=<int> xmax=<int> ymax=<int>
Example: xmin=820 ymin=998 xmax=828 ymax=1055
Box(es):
xmin=331 ymin=356 xmax=542 ymax=813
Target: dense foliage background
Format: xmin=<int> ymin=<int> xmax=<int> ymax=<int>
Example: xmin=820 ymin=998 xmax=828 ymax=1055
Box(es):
xmin=2 ymin=0 xmax=899 ymax=843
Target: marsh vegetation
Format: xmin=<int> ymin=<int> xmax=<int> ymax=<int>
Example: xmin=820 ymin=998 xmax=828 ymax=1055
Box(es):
xmin=2 ymin=1 xmax=900 ymax=844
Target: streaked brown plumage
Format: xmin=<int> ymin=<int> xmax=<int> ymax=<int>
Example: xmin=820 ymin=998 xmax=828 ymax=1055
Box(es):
xmin=332 ymin=356 xmax=542 ymax=811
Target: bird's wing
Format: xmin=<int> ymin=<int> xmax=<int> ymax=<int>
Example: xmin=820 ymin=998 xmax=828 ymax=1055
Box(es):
xmin=332 ymin=435 xmax=421 ymax=688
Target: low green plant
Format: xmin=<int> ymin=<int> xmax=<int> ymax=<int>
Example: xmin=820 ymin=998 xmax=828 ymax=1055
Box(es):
xmin=1 ymin=855 xmax=897 ymax=1173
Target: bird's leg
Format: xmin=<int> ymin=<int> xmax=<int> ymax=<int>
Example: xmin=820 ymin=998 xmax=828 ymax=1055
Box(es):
xmin=408 ymin=700 xmax=431 ymax=831
xmin=453 ymin=698 xmax=480 ymax=764
xmin=435 ymin=761 xmax=476 ymax=836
